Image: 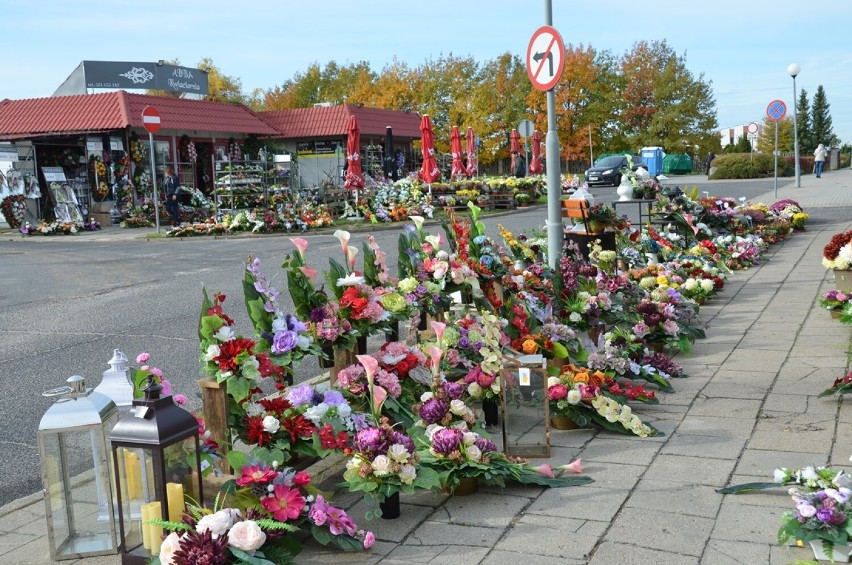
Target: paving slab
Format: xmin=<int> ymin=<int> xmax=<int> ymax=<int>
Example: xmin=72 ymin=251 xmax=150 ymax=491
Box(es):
xmin=589 ymin=541 xmax=700 ymax=565
xmin=494 ymin=513 xmax=607 ymax=560
xmin=605 ymin=506 xmax=715 ymax=556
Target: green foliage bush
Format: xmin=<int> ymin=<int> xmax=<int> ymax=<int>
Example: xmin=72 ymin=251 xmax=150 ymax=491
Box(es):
xmin=710 ymin=153 xmax=794 ymax=179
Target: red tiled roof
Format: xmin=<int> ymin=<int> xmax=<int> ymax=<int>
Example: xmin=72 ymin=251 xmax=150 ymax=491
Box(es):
xmin=260 ymin=104 xmax=421 ymax=139
xmin=0 ymin=91 xmax=281 ymax=140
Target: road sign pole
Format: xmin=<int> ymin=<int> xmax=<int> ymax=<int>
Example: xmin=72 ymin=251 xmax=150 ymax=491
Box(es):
xmin=774 ymin=121 xmax=778 ymax=199
xmin=544 ymin=0 xmax=561 ymax=269
xmin=149 ymin=132 xmax=161 ymax=233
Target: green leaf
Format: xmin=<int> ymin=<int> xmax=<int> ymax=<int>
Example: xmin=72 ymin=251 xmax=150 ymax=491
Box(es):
xmin=715 ymin=482 xmax=780 ymax=494
xmin=361 ymin=241 xmax=380 ymax=285
xmin=229 ymin=547 xmax=277 ymax=565
xmin=551 ymin=342 xmax=569 ymax=359
xmin=226 ymin=375 xmax=250 ymax=403
xmin=226 ymin=451 xmax=251 ymax=472
xmin=413 ymin=465 xmax=442 ymax=491
xmin=326 ymin=257 xmax=348 ymax=299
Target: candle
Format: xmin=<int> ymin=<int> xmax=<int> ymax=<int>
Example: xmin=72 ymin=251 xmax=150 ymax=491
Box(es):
xmin=124 ymin=450 xmax=145 ymax=500
xmin=166 ymin=483 xmax=185 ymax=522
xmin=140 ymin=502 xmax=151 ymax=550
xmin=147 ymin=501 xmax=163 ymax=554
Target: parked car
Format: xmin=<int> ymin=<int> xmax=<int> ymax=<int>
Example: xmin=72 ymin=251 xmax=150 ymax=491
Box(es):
xmin=584 ymin=155 xmax=645 ymax=187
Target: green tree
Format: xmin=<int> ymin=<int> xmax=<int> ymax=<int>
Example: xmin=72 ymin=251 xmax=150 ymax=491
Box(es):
xmin=795 ymin=88 xmax=813 ymax=153
xmin=811 ymin=85 xmax=838 ymax=147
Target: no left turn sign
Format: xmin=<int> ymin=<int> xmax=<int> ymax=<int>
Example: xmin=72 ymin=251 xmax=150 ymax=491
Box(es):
xmin=526 ymin=25 xmax=565 ymax=91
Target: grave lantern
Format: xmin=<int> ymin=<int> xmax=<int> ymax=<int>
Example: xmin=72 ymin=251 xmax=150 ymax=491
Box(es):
xmin=108 ymin=376 xmax=203 ymax=564
xmin=500 ymin=351 xmax=551 ymax=458
xmin=38 ymin=375 xmax=119 ymax=560
xmin=94 ymin=349 xmax=135 ymax=411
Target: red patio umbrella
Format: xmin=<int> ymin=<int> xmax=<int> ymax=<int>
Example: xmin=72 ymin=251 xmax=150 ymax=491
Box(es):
xmin=465 ymin=127 xmax=478 ymax=177
xmin=510 ymin=129 xmax=522 ymax=173
xmin=419 ymin=114 xmax=440 ymax=184
xmin=450 ymin=126 xmax=465 ymax=179
xmin=528 ymin=130 xmax=544 ymax=174
xmin=343 ymin=115 xmax=364 ymax=191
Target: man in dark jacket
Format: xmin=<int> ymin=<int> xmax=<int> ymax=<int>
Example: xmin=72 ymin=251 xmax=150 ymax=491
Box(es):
xmin=512 ymin=150 xmax=526 ymax=178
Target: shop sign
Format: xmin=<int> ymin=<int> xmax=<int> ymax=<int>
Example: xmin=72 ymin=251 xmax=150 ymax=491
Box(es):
xmin=86 ymin=137 xmax=104 ymax=152
xmin=42 ymin=167 xmax=67 ymax=182
xmin=0 ymin=145 xmax=18 ymax=161
xmin=296 ymin=140 xmax=341 ymax=156
xmin=82 ymin=61 xmax=209 ymax=95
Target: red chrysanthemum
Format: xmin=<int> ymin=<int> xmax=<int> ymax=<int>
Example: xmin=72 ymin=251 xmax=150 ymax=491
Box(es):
xmin=245 ymin=416 xmax=272 ymax=447
xmin=214 ymin=338 xmax=255 ymax=372
xmin=283 ymin=415 xmax=316 ymax=443
xmin=258 ymin=396 xmax=292 ymax=415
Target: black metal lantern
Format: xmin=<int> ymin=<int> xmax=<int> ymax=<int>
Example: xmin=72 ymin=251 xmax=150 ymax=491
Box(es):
xmin=108 ymin=377 xmax=203 ymax=564
xmin=38 ymin=375 xmax=120 ymax=560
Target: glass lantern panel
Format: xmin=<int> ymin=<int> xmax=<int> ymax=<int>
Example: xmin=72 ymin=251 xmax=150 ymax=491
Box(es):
xmin=163 ymin=439 xmax=196 ymax=516
xmin=115 ymin=446 xmax=157 ymax=552
xmin=41 ymin=426 xmax=117 ymax=559
xmin=501 ymin=354 xmax=551 ymax=458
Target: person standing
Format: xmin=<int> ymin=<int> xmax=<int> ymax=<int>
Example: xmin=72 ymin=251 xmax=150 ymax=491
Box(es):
xmin=512 ymin=150 xmax=526 ymax=178
xmin=814 ymin=143 xmax=827 ymax=178
xmin=163 ymin=165 xmax=181 ymax=226
xmin=704 ymin=152 xmax=715 ymax=176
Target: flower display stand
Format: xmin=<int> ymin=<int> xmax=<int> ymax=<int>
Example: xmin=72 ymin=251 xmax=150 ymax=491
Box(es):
xmin=453 ymin=477 xmax=479 ymax=496
xmin=196 ymin=378 xmax=231 ymax=474
xmin=379 ymin=492 xmax=400 ymax=519
xmin=834 ymin=270 xmax=852 ymax=293
xmin=811 ymin=539 xmax=852 ymax=562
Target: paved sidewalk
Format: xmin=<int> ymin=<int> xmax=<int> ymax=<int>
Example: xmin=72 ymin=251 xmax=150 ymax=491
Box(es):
xmin=3 ymin=169 xmax=852 ymax=564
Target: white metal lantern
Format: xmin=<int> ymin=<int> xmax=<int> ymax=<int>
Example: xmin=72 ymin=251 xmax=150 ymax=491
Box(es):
xmin=38 ymin=375 xmax=120 ymax=560
xmin=94 ymin=349 xmax=135 ymax=410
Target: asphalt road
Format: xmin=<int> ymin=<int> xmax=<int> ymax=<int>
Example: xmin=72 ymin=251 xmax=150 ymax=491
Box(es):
xmin=0 ymin=175 xmax=795 ymax=507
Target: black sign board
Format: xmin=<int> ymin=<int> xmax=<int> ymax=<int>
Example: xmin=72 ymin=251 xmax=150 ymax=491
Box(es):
xmin=82 ymin=61 xmax=209 ymax=95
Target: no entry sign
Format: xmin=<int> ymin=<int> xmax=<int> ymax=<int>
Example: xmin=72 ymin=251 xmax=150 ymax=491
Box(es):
xmin=526 ymin=25 xmax=565 ymax=91
xmin=141 ymin=106 xmax=161 ymax=134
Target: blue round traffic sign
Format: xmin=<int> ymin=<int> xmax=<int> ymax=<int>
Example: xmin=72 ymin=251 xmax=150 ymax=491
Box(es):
xmin=767 ymin=99 xmax=787 ymax=122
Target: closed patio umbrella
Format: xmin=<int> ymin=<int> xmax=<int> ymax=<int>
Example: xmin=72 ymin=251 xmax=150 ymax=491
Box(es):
xmin=419 ymin=114 xmax=440 ymax=184
xmin=510 ymin=129 xmax=522 ymax=174
xmin=343 ymin=115 xmax=364 ymax=215
xmin=465 ymin=127 xmax=477 ymax=177
xmin=528 ymin=130 xmax=544 ymax=174
xmin=450 ymin=126 xmax=465 ymax=179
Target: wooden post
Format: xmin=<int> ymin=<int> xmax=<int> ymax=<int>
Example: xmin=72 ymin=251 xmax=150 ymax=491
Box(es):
xmin=196 ymin=378 xmax=231 ymax=474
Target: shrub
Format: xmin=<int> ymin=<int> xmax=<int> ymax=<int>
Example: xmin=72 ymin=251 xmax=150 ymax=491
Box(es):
xmin=710 ymin=153 xmax=796 ymax=179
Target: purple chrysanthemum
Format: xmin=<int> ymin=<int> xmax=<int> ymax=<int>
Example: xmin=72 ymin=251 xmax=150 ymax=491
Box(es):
xmin=419 ymin=398 xmax=449 ymax=424
xmin=388 ymin=429 xmax=415 ymax=453
xmin=430 ymin=428 xmax=464 ymax=456
xmin=474 ymin=436 xmax=498 ymax=454
xmin=441 ymin=381 xmax=465 ymax=400
xmin=353 ymin=427 xmax=388 ymax=458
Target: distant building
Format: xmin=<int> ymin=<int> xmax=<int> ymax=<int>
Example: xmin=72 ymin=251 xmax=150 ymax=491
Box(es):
xmin=720 ymin=123 xmax=762 ymax=150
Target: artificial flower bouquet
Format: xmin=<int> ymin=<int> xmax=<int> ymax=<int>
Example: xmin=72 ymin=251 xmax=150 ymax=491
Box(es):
xmin=819 ymin=370 xmax=852 ymax=398
xmin=820 ymin=290 xmax=852 ymax=313
xmin=718 ymin=465 xmax=852 ymax=494
xmin=778 ymin=487 xmax=852 ymax=560
xmin=417 ymin=424 xmax=593 ymax=493
xmin=824 ymin=231 xmax=852 ymax=270
xmin=584 ymin=327 xmax=678 ymax=392
xmin=343 ymin=417 xmax=440 ymax=517
xmin=397 ymin=218 xmax=454 ymax=316
xmin=546 ymin=363 xmax=660 ymax=437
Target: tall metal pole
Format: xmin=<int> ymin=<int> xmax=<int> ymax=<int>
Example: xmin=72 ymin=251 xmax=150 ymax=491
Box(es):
xmin=544 ymin=0 xmax=562 ymax=269
xmin=148 ymin=132 xmax=161 ymax=233
xmin=588 ymin=125 xmax=593 ymax=165
xmin=788 ymin=64 xmax=801 ymax=187
xmin=773 ymin=121 xmax=778 ymax=199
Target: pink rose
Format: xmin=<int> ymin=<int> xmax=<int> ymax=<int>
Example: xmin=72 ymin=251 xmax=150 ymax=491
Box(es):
xmin=547 ymin=384 xmax=568 ymax=400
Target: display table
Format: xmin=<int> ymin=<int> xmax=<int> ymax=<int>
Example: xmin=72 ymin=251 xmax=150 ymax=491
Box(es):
xmin=563 ymin=230 xmax=616 ymax=260
xmin=612 ymin=199 xmax=654 ymax=226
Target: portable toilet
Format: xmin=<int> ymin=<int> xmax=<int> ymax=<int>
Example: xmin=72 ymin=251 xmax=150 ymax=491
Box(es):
xmin=640 ymin=146 xmax=664 ymax=176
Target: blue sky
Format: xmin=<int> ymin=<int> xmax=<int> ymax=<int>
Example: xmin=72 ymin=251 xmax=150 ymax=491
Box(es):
xmin=5 ymin=0 xmax=852 ymax=146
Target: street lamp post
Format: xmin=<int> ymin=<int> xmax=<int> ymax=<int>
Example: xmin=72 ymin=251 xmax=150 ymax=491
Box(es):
xmin=787 ymin=63 xmax=801 ymax=188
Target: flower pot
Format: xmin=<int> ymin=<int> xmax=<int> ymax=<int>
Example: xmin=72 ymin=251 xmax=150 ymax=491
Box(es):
xmin=482 ymin=398 xmax=499 ymax=426
xmin=587 ymin=220 xmax=604 ymax=234
xmin=356 ymin=335 xmax=367 ymax=355
xmin=329 ymin=347 xmax=354 ymax=383
xmin=810 ymin=539 xmax=852 ymax=562
xmin=550 ymin=415 xmax=580 ymax=430
xmin=835 ymin=270 xmax=852 ymax=293
xmin=385 ymin=321 xmax=400 ymax=343
xmin=318 ymin=343 xmax=335 ymax=369
xmin=644 ymin=191 xmax=656 ymax=200
xmin=648 ymin=341 xmax=666 ymax=354
xmin=831 ymin=309 xmax=843 ymax=320
xmin=379 ymin=492 xmax=400 ymax=520
xmin=453 ymin=476 xmax=479 ymax=496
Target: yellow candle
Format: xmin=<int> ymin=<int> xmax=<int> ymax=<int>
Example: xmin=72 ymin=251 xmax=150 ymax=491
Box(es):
xmin=166 ymin=483 xmax=185 ymax=522
xmin=124 ymin=451 xmax=142 ymax=500
xmin=140 ymin=502 xmax=152 ymax=550
xmin=148 ymin=501 xmax=163 ymax=554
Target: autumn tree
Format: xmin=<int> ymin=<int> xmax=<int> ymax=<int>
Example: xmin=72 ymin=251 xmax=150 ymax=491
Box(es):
xmin=757 ymin=115 xmax=793 ymax=153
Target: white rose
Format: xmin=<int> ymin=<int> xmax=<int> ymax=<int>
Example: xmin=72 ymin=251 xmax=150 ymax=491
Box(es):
xmin=214 ymin=326 xmax=235 ymax=342
xmin=271 ymin=318 xmax=287 ymax=332
xmin=371 ymin=455 xmax=392 ymax=476
xmin=227 ymin=520 xmax=266 ymax=553
xmin=566 ymin=390 xmax=582 ymax=405
xmin=420 ymin=391 xmax=434 ymax=402
xmin=449 ymin=399 xmax=467 ymax=416
xmin=774 ymin=468 xmax=788 ymax=483
xmin=303 ymin=403 xmax=329 ymax=423
xmin=547 ymin=376 xmax=561 ymax=388
xmin=387 ymin=443 xmax=410 ymax=462
xmin=337 ymin=403 xmax=352 ymax=418
xmin=425 ymin=424 xmax=443 ymax=439
xmin=569 ymin=312 xmax=582 ymax=323
xmin=159 ymin=532 xmax=183 ymax=565
xmin=700 ymin=279 xmax=715 ymax=292
xmin=196 ymin=509 xmax=235 ymax=539
xmin=467 ymin=382 xmax=483 ymax=398
xmin=465 ymin=445 xmax=482 ymax=462
xmin=398 ymin=464 xmax=417 ymax=485
xmin=204 ymin=344 xmax=220 ymax=362
xmin=463 ymin=432 xmax=478 ymax=446
xmin=802 ymin=466 xmax=819 ymax=481
xmin=262 ymin=415 xmax=280 ymax=434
